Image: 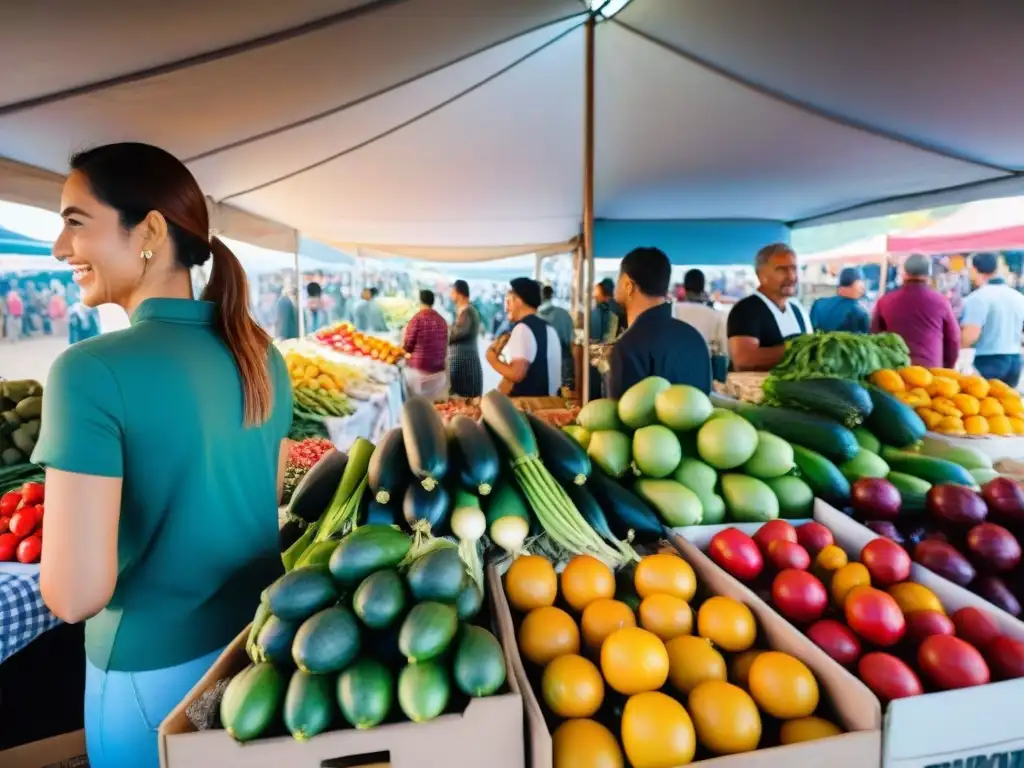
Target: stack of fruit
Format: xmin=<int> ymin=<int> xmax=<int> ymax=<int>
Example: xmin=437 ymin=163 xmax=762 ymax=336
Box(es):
xmin=705 ymin=520 xmax=1024 ymax=703
xmin=314 ymin=322 xmax=407 ymax=365
xmin=870 ymin=366 xmax=1024 ymax=437
xmin=504 ymin=550 xmax=844 ymax=767
xmin=225 ymin=527 xmax=506 ymax=742
xmin=284 ymin=349 xmax=369 ymax=393
xmin=851 ymin=474 xmax=1024 ymax=617
xmin=0 ymin=480 xmax=44 ymax=564
xmin=0 ymin=379 xmax=43 ymax=468
xmin=568 ymin=378 xmax=813 ymax=527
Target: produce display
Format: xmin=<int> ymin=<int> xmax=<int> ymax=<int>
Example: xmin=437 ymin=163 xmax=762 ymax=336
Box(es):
xmin=703 ymin=520 xmax=1024 ymax=702
xmin=870 ymin=366 xmax=1024 ymax=436
xmin=434 ymin=399 xmax=580 ymax=429
xmin=0 ymin=379 xmax=43 ymax=468
xmin=768 ymin=331 xmax=910 ymax=383
xmin=504 ymin=549 xmax=843 ymax=766
xmin=226 ymin=526 xmax=506 ymax=742
xmin=0 ymin=480 xmax=44 ymax=563
xmin=282 ymin=439 xmax=336 ymax=505
xmin=314 ymin=321 xmax=407 ymax=365
xmin=375 ymin=296 xmax=419 ymax=329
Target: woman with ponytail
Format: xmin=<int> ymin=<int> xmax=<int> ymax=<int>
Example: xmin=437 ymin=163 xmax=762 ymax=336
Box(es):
xmin=32 ymin=143 xmax=293 ymax=768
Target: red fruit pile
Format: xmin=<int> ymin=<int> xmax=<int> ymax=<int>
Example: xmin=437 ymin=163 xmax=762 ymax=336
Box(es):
xmin=0 ymin=481 xmax=44 ymax=564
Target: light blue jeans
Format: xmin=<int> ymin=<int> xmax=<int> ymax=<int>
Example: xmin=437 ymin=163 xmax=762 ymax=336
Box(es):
xmin=84 ymin=646 xmax=223 ymax=768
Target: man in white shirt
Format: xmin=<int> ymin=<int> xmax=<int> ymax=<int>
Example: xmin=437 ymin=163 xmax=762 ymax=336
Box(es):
xmin=486 ymin=277 xmax=562 ymax=397
xmin=673 ymin=268 xmax=728 ymax=355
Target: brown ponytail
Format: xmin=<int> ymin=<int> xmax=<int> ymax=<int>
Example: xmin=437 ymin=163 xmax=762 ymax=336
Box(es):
xmin=203 ymin=237 xmax=273 ymax=426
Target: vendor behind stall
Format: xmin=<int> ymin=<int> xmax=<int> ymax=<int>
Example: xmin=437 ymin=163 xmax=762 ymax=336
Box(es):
xmin=608 ymin=247 xmax=711 ymax=397
xmin=727 ymin=243 xmax=813 ymax=371
xmin=487 ymin=277 xmax=561 ymax=397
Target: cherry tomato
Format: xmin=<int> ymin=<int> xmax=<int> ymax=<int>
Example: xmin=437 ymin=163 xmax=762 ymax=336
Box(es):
xmin=16 ymin=534 xmax=41 ymax=564
xmin=9 ymin=508 xmax=38 ymax=538
xmin=34 ymin=504 xmax=44 ymax=521
xmin=0 ymin=492 xmax=21 ymax=516
xmin=20 ymin=482 xmax=44 ymax=506
xmin=0 ymin=515 xmax=9 ymax=535
xmin=0 ymin=532 xmax=17 ymax=561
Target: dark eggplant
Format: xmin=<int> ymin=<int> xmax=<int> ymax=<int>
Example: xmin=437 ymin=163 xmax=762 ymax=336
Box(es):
xmin=364 ymin=499 xmax=401 ymax=527
xmin=401 ymin=396 xmax=449 ymax=490
xmin=367 ymin=427 xmax=409 ymax=505
xmin=287 ymin=449 xmax=347 ymax=524
xmin=448 ymin=415 xmax=500 ymax=496
xmin=586 ymin=468 xmax=663 ymax=542
xmin=974 ymin=576 xmax=1022 ymax=617
xmin=403 ymin=483 xmax=451 ymax=534
xmin=566 ymin=482 xmax=623 ymax=550
xmin=525 ymin=412 xmax=592 ymax=486
xmin=278 ymin=518 xmax=307 ymax=552
xmin=914 ymin=540 xmax=976 ymax=587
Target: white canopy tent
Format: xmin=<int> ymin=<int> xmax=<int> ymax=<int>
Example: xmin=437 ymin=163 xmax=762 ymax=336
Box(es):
xmin=0 ymin=0 xmax=1022 ymax=259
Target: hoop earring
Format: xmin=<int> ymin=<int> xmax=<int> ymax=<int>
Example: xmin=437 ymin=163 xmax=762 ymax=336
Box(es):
xmin=141 ymin=250 xmax=153 ymax=260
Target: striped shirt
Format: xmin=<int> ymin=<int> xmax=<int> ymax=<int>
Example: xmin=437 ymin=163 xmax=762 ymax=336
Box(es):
xmin=403 ymin=308 xmax=449 ymax=374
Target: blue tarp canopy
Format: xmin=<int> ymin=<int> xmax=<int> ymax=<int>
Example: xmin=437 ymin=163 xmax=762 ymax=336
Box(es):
xmin=0 ymin=225 xmax=51 ymax=257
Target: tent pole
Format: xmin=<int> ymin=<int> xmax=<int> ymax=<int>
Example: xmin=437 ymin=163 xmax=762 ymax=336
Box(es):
xmin=295 ymin=241 xmax=305 ymax=337
xmin=534 ymin=252 xmax=543 ymax=281
xmin=580 ymin=14 xmax=597 ymax=405
xmin=878 ymin=252 xmax=889 ymax=298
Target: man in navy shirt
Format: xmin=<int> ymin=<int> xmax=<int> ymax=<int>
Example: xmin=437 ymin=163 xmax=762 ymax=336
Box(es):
xmin=810 ymin=267 xmax=870 ymax=333
xmin=608 ymin=247 xmax=712 ymax=397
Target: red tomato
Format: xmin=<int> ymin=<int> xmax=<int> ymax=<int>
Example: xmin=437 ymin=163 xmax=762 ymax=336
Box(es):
xmin=858 ymin=652 xmax=923 ymax=702
xmin=766 ymin=540 xmax=811 ymax=571
xmin=904 ymin=610 xmax=956 ymax=646
xmin=795 ymin=521 xmax=834 ymax=556
xmin=0 ymin=491 xmax=21 ymax=516
xmin=20 ymin=482 xmax=44 ymax=506
xmin=0 ymin=532 xmax=17 ymax=561
xmin=951 ymin=607 xmax=1001 ymax=650
xmin=0 ymin=515 xmax=9 ymax=535
xmin=807 ymin=619 xmax=862 ymax=665
xmin=771 ymin=569 xmax=828 ymax=623
xmin=753 ymin=520 xmax=797 ymax=554
xmin=8 ymin=508 xmax=38 ymax=538
xmin=918 ymin=635 xmax=990 ymax=690
xmin=845 ymin=587 xmax=906 ymax=647
xmin=34 ymin=504 xmax=44 ymax=521
xmin=708 ymin=528 xmax=763 ymax=582
xmin=16 ymin=534 xmax=41 ymax=564
xmin=860 ymin=538 xmax=912 ymax=586
xmin=986 ymin=636 xmax=1024 ymax=681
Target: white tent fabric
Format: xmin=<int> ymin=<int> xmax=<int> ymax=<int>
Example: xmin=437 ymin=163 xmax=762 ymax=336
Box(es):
xmin=1 ymin=0 xmax=1023 ymax=257
xmin=801 ymin=235 xmax=888 ymax=265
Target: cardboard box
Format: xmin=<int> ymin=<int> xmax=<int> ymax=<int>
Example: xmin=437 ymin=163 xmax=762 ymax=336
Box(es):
xmin=159 ymin=597 xmax=525 ymax=768
xmin=0 ymin=730 xmax=87 ymax=768
xmin=815 ymin=501 xmax=1024 ymax=768
xmin=490 ymin=539 xmax=882 ymax=768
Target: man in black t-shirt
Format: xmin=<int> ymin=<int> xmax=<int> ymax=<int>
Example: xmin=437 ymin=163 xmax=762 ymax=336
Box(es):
xmin=727 ymin=243 xmax=813 ymax=371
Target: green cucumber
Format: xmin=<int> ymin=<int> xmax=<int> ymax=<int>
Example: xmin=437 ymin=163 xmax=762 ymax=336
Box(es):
xmin=728 ymin=403 xmax=859 ymax=463
xmin=292 ymin=606 xmax=362 ymax=674
xmin=763 ymin=378 xmax=874 ymax=427
xmin=256 ymin=615 xmax=300 ymax=666
xmin=456 ymin=582 xmax=484 ymax=620
xmin=767 ymin=475 xmax=815 ymax=519
xmin=792 ymin=445 xmax=851 ymax=508
xmin=266 ymin=566 xmax=338 ymax=622
xmin=526 ymin=412 xmax=592 ymax=486
xmin=402 ymin=396 xmax=449 ymax=490
xmin=853 ymin=427 xmax=882 ymax=455
xmin=338 ymin=658 xmax=394 ymax=729
xmin=329 ymin=525 xmax=412 ymax=587
xmin=839 ymin=449 xmax=890 ymax=483
xmin=284 ymin=671 xmax=335 ymax=741
xmin=398 ymin=602 xmax=459 ymax=663
xmin=398 ymin=661 xmax=450 ymax=722
xmin=880 ymin=446 xmax=976 ymax=487
xmin=367 ymin=427 xmax=408 ymax=505
xmin=352 ymin=569 xmax=407 ymax=630
xmin=406 ymin=546 xmax=466 ymax=604
xmin=453 ymin=626 xmax=507 ymax=697
xmin=886 ymin=472 xmax=931 ymax=513
xmin=480 ymin=390 xmax=539 ymax=460
xmin=220 ymin=663 xmax=286 ymax=742
xmin=918 ymin=436 xmax=993 ymax=471
xmin=864 ymin=386 xmax=926 ymax=448
xmin=448 ymin=415 xmax=500 ymax=496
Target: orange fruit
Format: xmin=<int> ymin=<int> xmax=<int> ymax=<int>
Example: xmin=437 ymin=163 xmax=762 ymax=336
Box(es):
xmin=665 ymin=635 xmax=727 ymax=694
xmin=748 ymin=651 xmax=819 ymax=719
xmin=634 ymin=553 xmax=697 ymax=601
xmin=831 ymin=563 xmax=871 ymax=608
xmin=688 ymin=680 xmax=762 ymax=755
xmin=542 ymin=654 xmax=604 ymax=718
xmin=729 ymin=650 xmax=764 ymax=689
xmin=581 ymin=598 xmax=636 ymax=651
xmin=600 ymin=627 xmax=669 ymax=695
xmin=518 ymin=606 xmax=580 ymax=666
xmin=552 ymin=719 xmax=624 ymax=768
xmin=505 ymin=554 xmax=557 ymax=612
xmin=621 ymin=692 xmax=696 ymax=768
xmin=561 ymin=555 xmax=616 ymax=612
xmin=888 ymin=582 xmax=944 ymax=615
xmin=697 ymin=597 xmax=756 ymax=652
xmin=638 ymin=594 xmax=693 ymax=641
xmin=780 ymin=716 xmax=842 ymax=744
xmin=988 ymin=415 xmax=1013 ymax=436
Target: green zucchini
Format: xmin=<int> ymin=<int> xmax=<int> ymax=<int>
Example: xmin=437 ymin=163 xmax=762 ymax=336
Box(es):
xmin=448 ymin=415 xmax=500 ymax=496
xmin=338 ymin=658 xmax=394 ymax=729
xmin=918 ymin=436 xmax=993 ymax=471
xmin=220 ymin=663 xmax=286 ymax=742
xmin=886 ymin=472 xmax=931 ymax=513
xmin=284 ymin=670 xmax=335 ymax=741
xmin=288 ymin=449 xmax=347 ymax=524
xmin=256 ymin=615 xmax=300 ymax=666
xmin=526 ymin=412 xmax=591 ymax=486
xmin=839 ymin=449 xmax=889 ymax=483
xmin=480 ymin=390 xmax=538 ymax=460
xmin=763 ymin=378 xmax=873 ymax=427
xmin=852 ymin=427 xmax=882 ymax=455
xmin=292 ymin=606 xmax=362 ymax=673
xmin=727 ymin=403 xmax=859 ymax=463
xmin=328 ymin=524 xmax=412 ymax=587
xmin=367 ymin=428 xmax=408 ymax=505
xmin=266 ymin=566 xmax=338 ymax=622
xmin=399 ymin=602 xmax=459 ymax=663
xmin=585 ymin=468 xmax=663 ymax=542
xmin=864 ymin=386 xmax=926 ymax=448
xmin=401 ymin=396 xmax=449 ymax=491
xmin=792 ymin=444 xmax=851 ymax=508
xmin=880 ymin=447 xmax=976 ymax=487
